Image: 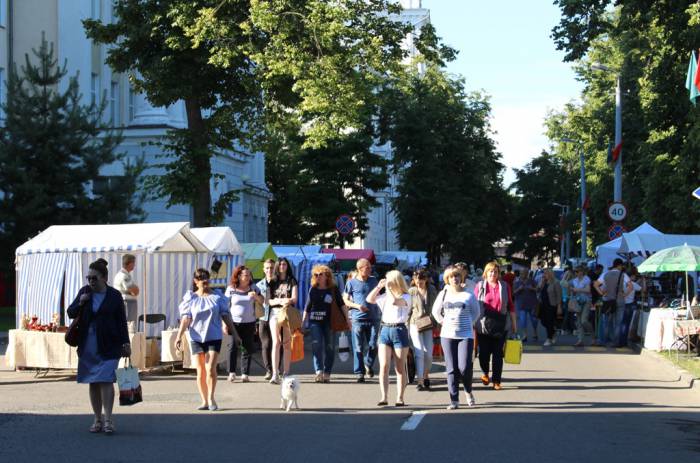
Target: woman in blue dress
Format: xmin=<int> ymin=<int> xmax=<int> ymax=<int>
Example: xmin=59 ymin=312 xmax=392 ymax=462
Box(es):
xmin=67 ymin=259 xmax=131 ymax=434
xmin=175 ymin=268 xmax=239 ymax=411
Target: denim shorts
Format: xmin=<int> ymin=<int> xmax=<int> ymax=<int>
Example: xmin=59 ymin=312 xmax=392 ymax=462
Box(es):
xmin=190 ymin=339 xmax=222 ymax=355
xmin=378 ymin=324 xmax=410 ymax=349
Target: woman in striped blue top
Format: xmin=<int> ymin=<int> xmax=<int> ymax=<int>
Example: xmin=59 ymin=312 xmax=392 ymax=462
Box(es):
xmin=432 ymin=266 xmax=481 ymax=410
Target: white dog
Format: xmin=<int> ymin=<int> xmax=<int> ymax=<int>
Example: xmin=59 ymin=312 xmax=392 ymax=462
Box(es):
xmin=280 ymin=376 xmax=300 ymax=412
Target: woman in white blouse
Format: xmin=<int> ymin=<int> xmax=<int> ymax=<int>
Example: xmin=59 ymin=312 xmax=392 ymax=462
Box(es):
xmin=367 ymin=270 xmax=411 ymax=407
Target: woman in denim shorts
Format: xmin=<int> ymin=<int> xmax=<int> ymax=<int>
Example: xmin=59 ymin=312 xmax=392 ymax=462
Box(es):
xmin=367 ymin=270 xmax=411 ymax=407
xmin=175 ymin=268 xmax=239 ymax=411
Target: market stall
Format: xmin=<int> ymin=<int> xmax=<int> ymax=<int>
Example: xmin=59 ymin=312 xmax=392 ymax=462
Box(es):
xmin=240 ymin=243 xmax=278 ymax=280
xmin=191 ymin=227 xmax=244 ymax=289
xmin=14 ymin=222 xmax=212 ymax=369
xmin=321 ymin=248 xmax=375 ymax=272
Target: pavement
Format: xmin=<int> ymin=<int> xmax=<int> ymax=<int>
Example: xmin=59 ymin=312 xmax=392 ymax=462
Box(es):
xmin=1 ymin=332 xmax=700 ymax=462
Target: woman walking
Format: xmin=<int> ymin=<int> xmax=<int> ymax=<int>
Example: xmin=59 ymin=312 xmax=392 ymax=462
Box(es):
xmin=513 ymin=269 xmax=539 ymax=342
xmin=475 ymin=261 xmax=517 ymax=390
xmin=538 ymin=268 xmax=562 ymax=346
xmin=367 ymin=270 xmax=411 ymax=407
xmin=175 ymin=268 xmax=238 ymax=411
xmin=67 ymin=259 xmax=130 ymax=434
xmin=569 ymin=266 xmax=593 ymax=346
xmin=432 ymin=266 xmax=481 ymax=409
xmin=408 ymin=268 xmax=438 ymax=391
xmin=225 ymin=265 xmax=263 ymax=382
xmin=268 ymin=257 xmax=298 ymax=383
xmin=302 ymin=264 xmax=347 ymax=383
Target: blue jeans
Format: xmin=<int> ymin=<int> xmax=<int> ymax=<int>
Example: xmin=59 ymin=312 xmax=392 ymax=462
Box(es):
xmin=351 ymin=320 xmax=379 ymax=375
xmin=441 ymin=337 xmax=474 ymax=402
xmin=517 ymin=308 xmax=538 ymax=339
xmin=310 ymin=321 xmax=335 ymax=374
xmin=617 ymin=302 xmax=636 ymax=347
xmin=597 ymin=303 xmax=621 ymax=344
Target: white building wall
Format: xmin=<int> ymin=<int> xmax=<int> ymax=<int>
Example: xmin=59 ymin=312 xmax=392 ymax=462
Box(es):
xmin=12 ymin=0 xmax=269 ymax=241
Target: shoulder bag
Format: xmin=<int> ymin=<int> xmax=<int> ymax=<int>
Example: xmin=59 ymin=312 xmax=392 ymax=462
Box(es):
xmin=330 ymin=290 xmax=349 ymax=332
xmin=65 ymin=307 xmax=83 ymax=347
xmin=412 ymin=289 xmax=435 ymax=332
xmin=601 ymin=272 xmax=623 ymax=315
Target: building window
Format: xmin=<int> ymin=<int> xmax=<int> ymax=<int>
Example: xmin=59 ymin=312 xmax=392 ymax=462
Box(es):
xmin=91 ymin=0 xmax=102 ymax=20
xmin=128 ymin=85 xmax=135 ymax=122
xmin=91 ymin=73 xmax=100 ymax=107
xmin=110 ymin=81 xmax=120 ymax=125
xmin=93 ymin=175 xmax=125 ymax=198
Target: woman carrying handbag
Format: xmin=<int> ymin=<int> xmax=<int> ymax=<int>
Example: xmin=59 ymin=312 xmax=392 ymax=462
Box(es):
xmin=407 ymin=268 xmax=438 ymax=391
xmin=66 ymin=259 xmax=131 ymax=434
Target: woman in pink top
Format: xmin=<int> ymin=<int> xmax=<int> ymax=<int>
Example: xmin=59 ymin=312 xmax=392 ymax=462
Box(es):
xmin=474 ymin=261 xmax=517 ymax=390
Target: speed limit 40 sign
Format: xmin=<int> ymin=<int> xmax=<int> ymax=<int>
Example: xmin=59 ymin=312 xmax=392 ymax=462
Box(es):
xmin=607 ymin=202 xmax=627 ymax=222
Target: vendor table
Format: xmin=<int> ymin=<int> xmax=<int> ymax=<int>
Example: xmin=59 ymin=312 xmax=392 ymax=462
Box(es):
xmin=160 ymin=329 xmax=232 ymax=370
xmin=5 ymin=330 xmax=146 ymax=370
xmin=643 ymin=308 xmax=676 ymax=351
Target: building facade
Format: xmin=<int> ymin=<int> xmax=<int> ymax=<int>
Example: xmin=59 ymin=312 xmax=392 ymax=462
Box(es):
xmin=347 ymin=0 xmax=430 ymax=252
xmin=0 ymin=0 xmax=269 ymax=242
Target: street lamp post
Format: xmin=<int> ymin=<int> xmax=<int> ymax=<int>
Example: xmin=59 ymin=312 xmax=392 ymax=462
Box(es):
xmin=561 ymin=138 xmax=587 ymax=259
xmin=592 ymin=63 xmax=622 ymax=202
xmin=553 ymin=202 xmax=569 ymax=266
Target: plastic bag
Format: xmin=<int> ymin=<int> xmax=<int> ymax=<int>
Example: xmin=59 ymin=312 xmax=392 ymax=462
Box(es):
xmin=291 ymin=330 xmax=304 ymax=363
xmin=338 ymin=332 xmax=350 ymax=362
xmin=116 ymin=361 xmax=142 ymax=406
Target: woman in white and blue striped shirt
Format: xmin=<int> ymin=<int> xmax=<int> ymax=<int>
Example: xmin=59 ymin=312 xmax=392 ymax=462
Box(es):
xmin=432 ymin=266 xmax=481 ymax=410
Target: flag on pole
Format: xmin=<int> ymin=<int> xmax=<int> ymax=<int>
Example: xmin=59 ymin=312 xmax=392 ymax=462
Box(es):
xmin=686 ymin=51 xmax=700 ymax=105
xmin=611 ymin=142 xmax=622 ymax=162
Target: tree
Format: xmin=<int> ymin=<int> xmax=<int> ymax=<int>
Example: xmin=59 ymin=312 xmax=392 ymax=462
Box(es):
xmin=507 ymin=152 xmax=578 ymax=262
xmin=85 ymin=0 xmax=452 ymax=227
xmin=379 ymin=64 xmax=507 ymax=265
xmin=0 ymin=38 xmax=143 ymax=273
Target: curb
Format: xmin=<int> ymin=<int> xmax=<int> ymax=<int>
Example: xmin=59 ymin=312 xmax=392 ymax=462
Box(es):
xmin=639 ymin=347 xmax=697 ymax=389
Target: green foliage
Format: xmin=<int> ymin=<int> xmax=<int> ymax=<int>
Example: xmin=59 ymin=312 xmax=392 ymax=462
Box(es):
xmin=507 ymin=152 xmax=579 ymax=261
xmin=379 ymin=64 xmax=506 ymax=265
xmin=0 ymin=37 xmax=143 ymax=273
xmin=546 ymin=0 xmax=700 ymax=249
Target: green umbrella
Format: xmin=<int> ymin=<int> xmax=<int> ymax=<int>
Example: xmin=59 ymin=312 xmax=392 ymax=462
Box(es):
xmin=638 ymin=244 xmax=700 ymax=272
xmin=638 ymin=244 xmax=700 ymax=312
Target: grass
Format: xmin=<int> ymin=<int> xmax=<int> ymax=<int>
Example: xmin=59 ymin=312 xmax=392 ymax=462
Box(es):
xmin=0 ymin=306 xmax=15 ymax=332
xmin=660 ymin=350 xmax=700 ymax=379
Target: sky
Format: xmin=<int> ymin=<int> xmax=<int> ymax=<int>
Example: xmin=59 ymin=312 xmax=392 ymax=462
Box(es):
xmin=421 ymin=0 xmax=584 ymax=187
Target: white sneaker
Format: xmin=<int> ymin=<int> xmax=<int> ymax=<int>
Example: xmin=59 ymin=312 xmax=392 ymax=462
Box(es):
xmin=466 ymin=392 xmax=476 ymax=407
xmin=446 ymin=402 xmax=459 ymax=410
xmin=241 ymin=374 xmax=250 ymax=383
xmin=543 ymin=339 xmax=552 ymax=347
xmin=269 ymin=374 xmax=281 ymax=385
xmin=227 ymin=373 xmax=236 ymax=383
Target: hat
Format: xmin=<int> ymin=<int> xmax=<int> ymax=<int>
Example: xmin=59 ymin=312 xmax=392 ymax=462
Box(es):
xmin=610 ymin=258 xmax=624 ymax=269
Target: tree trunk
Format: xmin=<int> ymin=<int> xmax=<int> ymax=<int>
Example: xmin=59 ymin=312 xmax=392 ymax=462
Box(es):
xmin=185 ymin=98 xmax=211 ymax=227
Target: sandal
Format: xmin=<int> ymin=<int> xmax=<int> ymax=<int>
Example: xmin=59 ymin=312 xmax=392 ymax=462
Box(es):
xmin=103 ymin=420 xmax=114 ymax=434
xmin=89 ymin=420 xmax=102 ymax=433
xmin=377 ymin=400 xmax=388 ymax=406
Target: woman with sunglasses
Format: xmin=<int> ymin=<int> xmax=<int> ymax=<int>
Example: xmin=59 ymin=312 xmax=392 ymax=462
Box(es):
xmin=67 ymin=259 xmax=130 ymax=434
xmin=302 ymin=265 xmax=347 ymax=383
xmin=267 ymin=257 xmax=298 ymax=384
xmin=175 ymin=268 xmax=239 ymax=411
xmin=408 ymin=268 xmax=438 ymax=391
xmin=432 ymin=266 xmax=481 ymax=409
xmin=225 ymin=265 xmax=263 ymax=382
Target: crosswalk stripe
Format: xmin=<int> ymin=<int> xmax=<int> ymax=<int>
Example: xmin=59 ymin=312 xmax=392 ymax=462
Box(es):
xmin=400 ymin=411 xmax=427 ymax=431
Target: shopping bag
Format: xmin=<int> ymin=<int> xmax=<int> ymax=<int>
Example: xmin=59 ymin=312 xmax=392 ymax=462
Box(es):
xmin=504 ymin=338 xmax=523 ymax=365
xmin=116 ymin=361 xmax=143 ymax=406
xmin=291 ymin=330 xmax=304 ymax=363
xmin=338 ymin=332 xmax=350 ymax=362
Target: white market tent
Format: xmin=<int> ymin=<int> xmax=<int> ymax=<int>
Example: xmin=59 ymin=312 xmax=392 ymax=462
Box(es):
xmin=376 ymin=251 xmax=428 ymax=270
xmin=596 ymin=222 xmax=662 ymax=269
xmin=191 ymin=227 xmax=244 ymax=287
xmin=15 ymin=222 xmax=211 ymax=335
xmin=619 ymin=233 xmax=700 ymax=258
xmin=273 ymin=245 xmax=323 ymax=259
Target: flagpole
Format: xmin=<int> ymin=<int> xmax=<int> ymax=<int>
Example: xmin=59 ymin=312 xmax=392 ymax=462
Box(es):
xmin=580 ymin=145 xmax=587 ymax=258
xmin=614 ymin=75 xmax=622 ymax=202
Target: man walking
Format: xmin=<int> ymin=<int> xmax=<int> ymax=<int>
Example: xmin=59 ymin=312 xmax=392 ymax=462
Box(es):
xmin=256 ymin=259 xmax=277 ymax=380
xmin=113 ymin=254 xmax=139 ymax=324
xmin=343 ymin=258 xmax=380 ymax=382
xmin=593 ymin=258 xmax=632 ymax=347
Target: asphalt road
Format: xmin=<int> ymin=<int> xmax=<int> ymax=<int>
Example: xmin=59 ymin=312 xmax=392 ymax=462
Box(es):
xmin=1 ymin=336 xmax=699 ymax=463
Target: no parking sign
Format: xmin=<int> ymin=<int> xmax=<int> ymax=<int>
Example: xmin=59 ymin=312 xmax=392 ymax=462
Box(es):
xmin=335 ymin=214 xmax=355 ymax=236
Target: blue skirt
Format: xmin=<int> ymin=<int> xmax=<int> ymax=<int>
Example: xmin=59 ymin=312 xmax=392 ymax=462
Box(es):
xmin=77 ymin=324 xmax=119 ymax=384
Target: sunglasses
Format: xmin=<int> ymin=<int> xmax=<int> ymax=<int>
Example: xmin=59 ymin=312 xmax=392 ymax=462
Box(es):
xmin=86 ymin=275 xmax=99 ymax=282
xmin=313 ymin=272 xmax=328 ymax=277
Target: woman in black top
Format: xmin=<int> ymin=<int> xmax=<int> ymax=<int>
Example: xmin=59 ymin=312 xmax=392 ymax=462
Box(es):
xmin=267 ymin=257 xmax=298 ymax=384
xmin=302 ymin=265 xmax=347 ymax=383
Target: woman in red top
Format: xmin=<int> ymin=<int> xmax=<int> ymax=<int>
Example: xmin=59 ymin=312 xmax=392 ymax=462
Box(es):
xmin=475 ymin=261 xmax=517 ymax=390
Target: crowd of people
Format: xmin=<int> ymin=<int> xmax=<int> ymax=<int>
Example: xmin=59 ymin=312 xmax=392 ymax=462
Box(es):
xmin=67 ymin=254 xmax=660 ymax=433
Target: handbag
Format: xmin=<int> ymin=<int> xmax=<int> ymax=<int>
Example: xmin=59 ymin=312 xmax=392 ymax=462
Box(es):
xmin=504 ymin=338 xmax=523 ymax=364
xmin=414 ymin=314 xmax=434 ymax=332
xmin=117 ymin=359 xmax=142 ymax=406
xmin=64 ymin=307 xmax=83 ymax=347
xmin=254 ymin=300 xmax=265 ymax=319
xmin=291 ymin=330 xmax=304 ymax=362
xmin=280 ymin=304 xmax=303 ymax=333
xmin=330 ymin=294 xmax=349 ymax=332
xmin=338 ymin=332 xmax=350 ymax=362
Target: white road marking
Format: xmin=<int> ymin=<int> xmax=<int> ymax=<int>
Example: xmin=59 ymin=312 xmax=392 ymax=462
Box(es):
xmin=400 ymin=411 xmax=427 ymax=431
